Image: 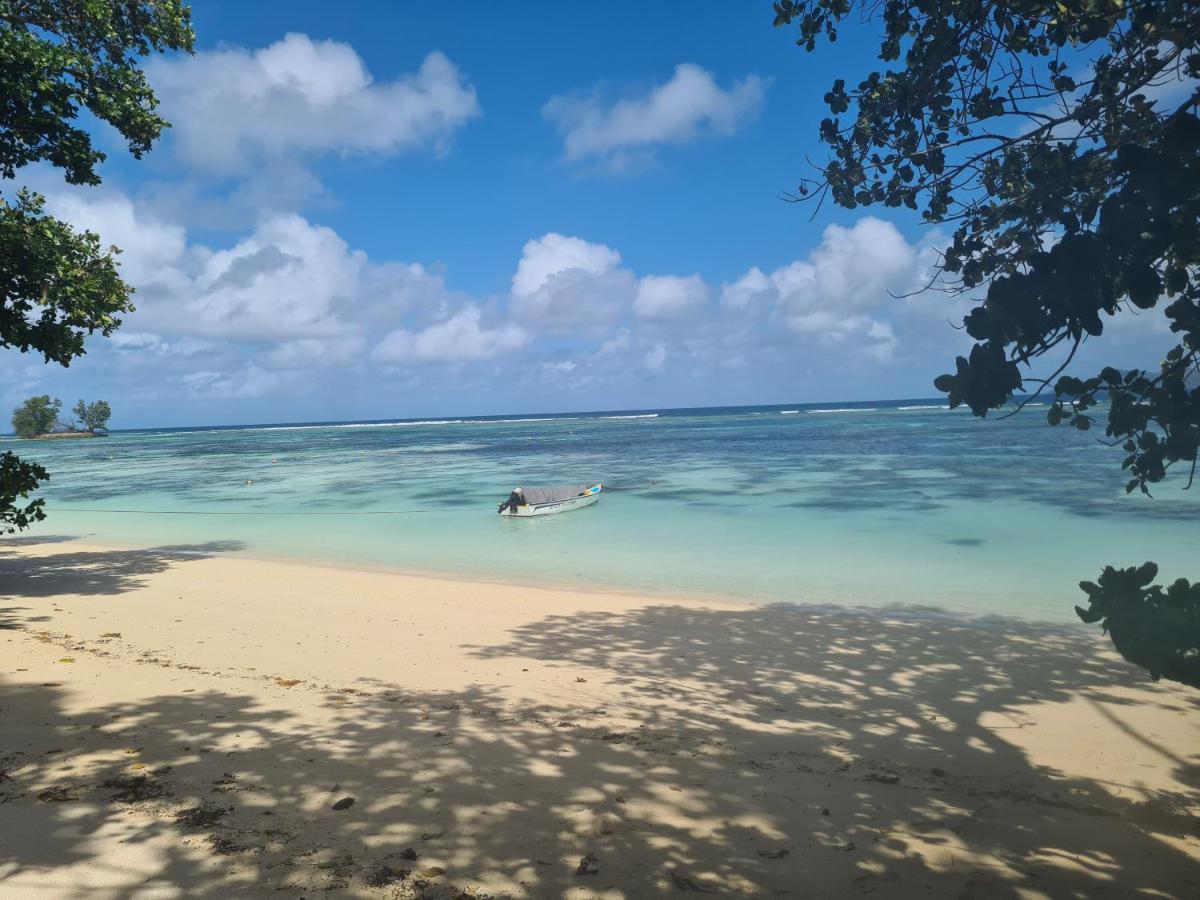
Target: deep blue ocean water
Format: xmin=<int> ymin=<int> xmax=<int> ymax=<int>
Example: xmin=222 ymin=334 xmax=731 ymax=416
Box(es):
xmin=4 ymin=399 xmax=1197 ymax=622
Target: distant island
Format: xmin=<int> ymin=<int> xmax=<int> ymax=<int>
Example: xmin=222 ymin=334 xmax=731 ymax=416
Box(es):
xmin=27 ymin=429 xmax=105 ymax=440
xmin=11 ymin=396 xmax=112 ymax=439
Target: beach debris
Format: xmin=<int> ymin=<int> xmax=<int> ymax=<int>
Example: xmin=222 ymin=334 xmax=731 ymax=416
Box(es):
xmin=56 ymin=657 xmax=75 ymax=664
xmin=175 ymin=803 xmax=231 ymax=829
xmin=400 ymin=848 xmax=419 ymax=860
xmin=833 ymin=840 xmax=857 ymax=852
xmin=420 ymin=828 xmax=445 ymax=840
xmin=205 ymin=835 xmax=251 ymax=855
xmin=104 ymin=774 xmax=170 ymax=803
xmin=100 ymin=632 xmax=121 ymax=638
xmin=211 ymin=773 xmax=237 ymax=786
xmin=574 ymin=853 xmax=600 ymax=876
xmin=37 ymin=785 xmax=80 ymax=802
xmin=274 ymin=677 xmax=303 ymax=688
xmin=822 ymin=808 xmax=831 ymax=816
xmin=669 ymin=871 xmax=718 ymax=892
xmin=575 ymin=677 xmax=587 ymax=683
xmin=757 ymin=848 xmax=790 ymax=859
xmin=312 ymin=851 xmax=356 ymax=872
xmin=862 ymin=773 xmax=900 ymax=785
xmin=364 ymin=865 xmax=410 ymax=887
xmin=331 ymin=796 xmax=356 ymax=811
xmin=419 ymin=866 xmax=446 ymax=878
xmin=930 ymin=767 xmax=946 ymax=778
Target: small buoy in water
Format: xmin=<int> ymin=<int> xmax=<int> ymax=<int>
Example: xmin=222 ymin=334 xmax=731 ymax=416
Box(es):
xmin=245 ymin=479 xmax=254 ymax=485
xmin=271 ymin=458 xmax=278 ymax=463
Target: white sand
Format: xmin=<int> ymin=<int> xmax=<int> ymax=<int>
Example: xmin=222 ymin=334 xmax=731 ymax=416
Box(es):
xmin=1 ymin=537 xmax=1197 ymax=898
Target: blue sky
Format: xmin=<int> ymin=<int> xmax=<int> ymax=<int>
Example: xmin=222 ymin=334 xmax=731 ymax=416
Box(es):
xmin=3 ymin=2 xmax=1172 ymax=427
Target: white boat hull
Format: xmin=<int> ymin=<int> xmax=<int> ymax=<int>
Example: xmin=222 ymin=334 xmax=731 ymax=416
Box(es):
xmin=500 ymin=485 xmax=602 ymax=517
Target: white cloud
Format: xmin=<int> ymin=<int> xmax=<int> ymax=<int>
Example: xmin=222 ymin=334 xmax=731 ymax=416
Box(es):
xmin=511 ymin=233 xmax=621 ymax=297
xmin=643 ymin=342 xmax=668 ymax=371
xmin=149 ymin=34 xmax=480 ymax=173
xmin=31 ymin=181 xmax=1085 ymax=411
xmin=721 ymin=218 xmax=917 ymax=349
xmin=635 ymin=274 xmax=709 ymax=320
xmin=510 ymin=233 xmax=635 ymax=331
xmin=42 ymin=189 xmax=189 ymax=290
xmin=265 ymin=337 xmax=366 ymax=369
xmin=183 ymin=364 xmax=299 ymax=400
xmin=373 ymin=306 xmax=529 ymax=366
xmin=544 ymin=63 xmax=766 ymax=171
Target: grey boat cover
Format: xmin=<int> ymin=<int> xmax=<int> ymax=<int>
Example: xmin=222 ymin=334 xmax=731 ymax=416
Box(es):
xmin=516 ymin=484 xmax=589 ymax=505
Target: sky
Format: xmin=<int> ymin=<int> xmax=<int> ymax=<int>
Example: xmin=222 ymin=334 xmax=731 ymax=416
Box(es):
xmin=2 ymin=2 xmax=1176 ymax=428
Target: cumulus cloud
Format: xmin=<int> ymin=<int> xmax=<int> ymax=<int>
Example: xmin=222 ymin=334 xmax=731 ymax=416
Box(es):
xmin=373 ymin=306 xmax=529 ymax=366
xmin=149 ymin=34 xmax=480 ymax=173
xmin=510 ymin=233 xmax=635 ymax=331
xmin=265 ymin=337 xmax=366 ymax=370
xmin=183 ymin=364 xmax=300 ymax=400
xmin=42 ymin=189 xmax=190 ymax=291
xmin=29 ymin=182 xmax=1049 ymax=412
xmin=635 ymin=274 xmax=709 ymax=320
xmin=720 ymin=218 xmax=918 ymax=353
xmin=544 ymin=64 xmax=766 ymax=171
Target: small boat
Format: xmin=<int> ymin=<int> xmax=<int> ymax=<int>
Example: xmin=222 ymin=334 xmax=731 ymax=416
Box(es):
xmin=498 ymin=483 xmax=602 ymax=517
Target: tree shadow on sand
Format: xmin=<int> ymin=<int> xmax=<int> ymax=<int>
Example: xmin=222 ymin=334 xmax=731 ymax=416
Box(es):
xmin=0 ymin=539 xmax=246 ymax=600
xmin=0 ymin=603 xmax=1198 ymax=897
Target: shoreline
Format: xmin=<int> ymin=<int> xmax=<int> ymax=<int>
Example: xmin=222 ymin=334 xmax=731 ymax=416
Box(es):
xmin=1 ymin=536 xmax=1197 ymax=897
xmin=7 ymin=531 xmax=1090 ymax=629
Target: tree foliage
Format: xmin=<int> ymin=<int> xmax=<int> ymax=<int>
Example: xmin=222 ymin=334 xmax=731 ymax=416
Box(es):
xmin=775 ymin=0 xmax=1200 ymax=686
xmin=11 ymin=394 xmax=60 ymax=438
xmin=1 ymin=189 xmax=131 ymax=364
xmin=1076 ymin=563 xmax=1200 ymax=688
xmin=0 ymin=0 xmax=193 ymax=530
xmin=0 ymin=0 xmax=194 ymax=185
xmin=0 ymin=450 xmax=46 ymax=533
xmin=73 ymin=398 xmax=111 ymax=432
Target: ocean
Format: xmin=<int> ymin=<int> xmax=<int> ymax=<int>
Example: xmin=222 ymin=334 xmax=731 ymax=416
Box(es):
xmin=4 ymin=399 xmax=1197 ymax=622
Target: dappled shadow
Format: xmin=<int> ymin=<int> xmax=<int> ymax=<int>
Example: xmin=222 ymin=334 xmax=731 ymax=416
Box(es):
xmin=0 ymin=541 xmax=247 ymax=599
xmin=0 ymin=602 xmax=1197 ymax=897
xmin=0 ymin=605 xmax=50 ymax=630
xmin=0 ymin=534 xmax=83 ymax=547
xmin=464 ymin=603 xmax=1200 ymax=894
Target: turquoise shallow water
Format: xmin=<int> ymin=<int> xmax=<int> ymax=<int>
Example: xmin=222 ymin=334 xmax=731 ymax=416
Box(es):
xmin=4 ymin=401 xmax=1197 ymax=622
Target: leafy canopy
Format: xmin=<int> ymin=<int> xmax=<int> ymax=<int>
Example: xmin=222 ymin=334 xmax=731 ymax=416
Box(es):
xmin=73 ymin=398 xmax=111 ymax=432
xmin=775 ymin=0 xmax=1200 ymax=686
xmin=1 ymin=189 xmax=131 ymax=364
xmin=11 ymin=394 xmax=60 ymax=437
xmin=0 ymin=0 xmax=193 ymax=185
xmin=0 ymin=451 xmax=46 ymax=534
xmin=0 ymin=0 xmax=193 ymax=531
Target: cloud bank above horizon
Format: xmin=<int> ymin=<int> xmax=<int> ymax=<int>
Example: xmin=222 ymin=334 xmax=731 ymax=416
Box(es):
xmin=2 ymin=27 xmax=1174 ymax=426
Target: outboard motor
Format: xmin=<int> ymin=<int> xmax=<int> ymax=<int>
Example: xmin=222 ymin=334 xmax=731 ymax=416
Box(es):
xmin=498 ymin=489 xmax=523 ymax=514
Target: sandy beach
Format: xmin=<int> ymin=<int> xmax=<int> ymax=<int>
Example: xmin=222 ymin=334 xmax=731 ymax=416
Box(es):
xmin=1 ymin=535 xmax=1197 ymax=898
